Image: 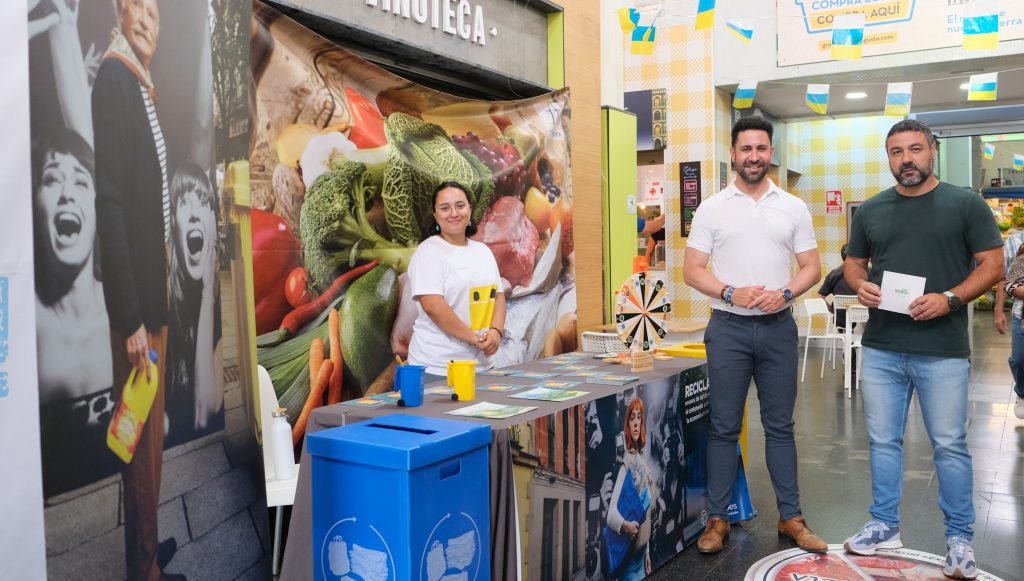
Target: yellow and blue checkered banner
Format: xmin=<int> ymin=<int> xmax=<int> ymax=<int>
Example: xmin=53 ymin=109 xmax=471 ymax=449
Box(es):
xmin=969 ymin=72 xmax=998 ymax=101
xmin=984 ymin=143 xmax=996 ymax=160
xmin=963 ymin=0 xmax=999 ymax=50
xmin=786 ymin=116 xmax=895 ymax=330
xmin=831 ymin=13 xmax=865 ymax=60
xmin=1015 ymin=154 xmax=1024 ymax=171
xmin=806 ymin=84 xmax=830 ymax=115
xmin=884 ymin=82 xmax=913 ymax=116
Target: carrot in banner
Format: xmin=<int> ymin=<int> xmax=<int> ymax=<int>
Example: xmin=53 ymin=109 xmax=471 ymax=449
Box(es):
xmin=309 ymin=337 xmax=324 ymax=395
xmin=293 ymin=360 xmax=333 ymax=446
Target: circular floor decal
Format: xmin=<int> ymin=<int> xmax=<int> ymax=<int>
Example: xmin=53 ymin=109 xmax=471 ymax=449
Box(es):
xmin=745 ymin=545 xmax=1005 ymax=581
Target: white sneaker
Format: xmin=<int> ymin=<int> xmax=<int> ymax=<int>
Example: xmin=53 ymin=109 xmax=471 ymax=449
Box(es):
xmin=1015 ymin=395 xmax=1024 ymax=420
xmin=944 ymin=535 xmax=978 ymax=579
xmin=843 ymin=520 xmax=902 ymax=555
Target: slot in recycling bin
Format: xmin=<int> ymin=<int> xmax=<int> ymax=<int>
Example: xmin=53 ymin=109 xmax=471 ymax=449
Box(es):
xmin=307 ymin=414 xmax=491 ymax=581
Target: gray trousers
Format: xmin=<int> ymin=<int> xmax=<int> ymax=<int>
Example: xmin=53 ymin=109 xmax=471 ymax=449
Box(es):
xmin=704 ymin=308 xmax=801 ymax=520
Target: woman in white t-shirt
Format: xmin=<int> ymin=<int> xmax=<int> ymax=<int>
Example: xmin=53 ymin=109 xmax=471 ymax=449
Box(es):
xmin=407 ymin=181 xmax=506 ymax=378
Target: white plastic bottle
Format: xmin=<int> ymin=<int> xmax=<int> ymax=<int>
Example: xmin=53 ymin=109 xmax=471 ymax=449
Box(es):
xmin=270 ymin=408 xmax=296 ymax=480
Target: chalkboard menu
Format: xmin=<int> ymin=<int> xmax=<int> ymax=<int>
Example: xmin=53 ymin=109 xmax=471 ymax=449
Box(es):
xmin=680 ymin=161 xmax=702 ymax=237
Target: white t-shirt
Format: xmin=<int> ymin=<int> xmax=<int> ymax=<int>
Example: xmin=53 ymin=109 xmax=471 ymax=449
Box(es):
xmin=407 ymin=236 xmax=503 ymax=375
xmin=687 ymin=179 xmax=817 ymax=315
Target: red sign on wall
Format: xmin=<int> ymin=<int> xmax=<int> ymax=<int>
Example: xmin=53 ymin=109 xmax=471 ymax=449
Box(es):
xmin=825 ymin=190 xmax=843 ymax=214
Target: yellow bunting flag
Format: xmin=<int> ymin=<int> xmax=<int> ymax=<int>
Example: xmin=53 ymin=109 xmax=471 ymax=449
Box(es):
xmin=618 ymin=7 xmax=639 ymax=33
xmin=733 ymin=81 xmax=757 ymax=109
xmin=968 ymin=73 xmax=998 ymax=101
xmin=806 ymin=84 xmax=830 ymax=115
xmin=963 ymin=0 xmax=999 ymax=50
xmin=726 ymin=19 xmax=753 ymax=44
xmin=884 ymin=83 xmax=913 ymax=116
xmin=695 ymin=0 xmax=715 ymax=30
xmin=631 ymin=26 xmax=656 ymax=55
xmin=831 ymin=13 xmax=865 ymax=60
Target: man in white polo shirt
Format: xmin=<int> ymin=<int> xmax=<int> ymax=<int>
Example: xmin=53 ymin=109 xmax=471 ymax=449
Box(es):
xmin=683 ymin=116 xmax=825 ymax=555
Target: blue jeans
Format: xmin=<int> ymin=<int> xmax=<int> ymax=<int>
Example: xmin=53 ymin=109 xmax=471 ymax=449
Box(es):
xmin=1009 ymin=316 xmax=1024 ymax=399
xmin=860 ymin=347 xmax=974 ymax=539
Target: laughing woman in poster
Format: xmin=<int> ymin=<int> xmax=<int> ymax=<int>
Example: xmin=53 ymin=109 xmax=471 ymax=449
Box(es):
xmin=33 ymin=130 xmax=119 ymax=497
xmin=407 ymin=181 xmax=506 ymax=379
xmin=164 ymin=163 xmax=224 ymax=447
xmin=606 ymin=396 xmax=657 ymax=580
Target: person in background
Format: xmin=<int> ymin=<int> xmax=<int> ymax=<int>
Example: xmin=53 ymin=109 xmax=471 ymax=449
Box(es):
xmin=818 ymin=244 xmax=856 ymax=328
xmin=637 ymin=213 xmax=665 ymax=236
xmin=638 ymin=213 xmax=666 ymax=267
xmin=407 ymin=181 xmax=506 ymax=382
xmin=645 ymin=225 xmax=665 ymax=267
xmin=683 ymin=116 xmax=826 ymax=555
xmin=93 ymin=0 xmax=183 ymax=578
xmin=842 ymin=119 xmax=1003 ymax=580
xmin=992 ymin=233 xmax=1024 ymax=420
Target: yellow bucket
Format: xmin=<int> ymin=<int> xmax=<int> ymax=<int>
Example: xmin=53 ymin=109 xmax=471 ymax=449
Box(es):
xmin=447 ymin=360 xmax=477 ymax=401
xmin=660 ymin=342 xmax=707 ymax=358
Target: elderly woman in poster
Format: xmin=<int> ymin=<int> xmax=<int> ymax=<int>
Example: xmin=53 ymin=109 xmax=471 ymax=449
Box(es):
xmin=605 ymin=396 xmax=657 ymax=580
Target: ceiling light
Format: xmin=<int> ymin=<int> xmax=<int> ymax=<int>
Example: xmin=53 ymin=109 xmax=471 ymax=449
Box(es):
xmin=959 ymin=83 xmax=970 ymax=90
xmin=845 ymin=91 xmax=867 ymax=99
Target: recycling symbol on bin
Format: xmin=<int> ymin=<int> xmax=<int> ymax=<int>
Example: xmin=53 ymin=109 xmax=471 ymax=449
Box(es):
xmin=420 ymin=512 xmax=482 ymax=581
xmin=320 ymin=517 xmax=395 ymax=581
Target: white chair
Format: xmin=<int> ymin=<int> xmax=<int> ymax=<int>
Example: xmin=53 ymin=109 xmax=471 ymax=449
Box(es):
xmin=830 ymin=294 xmax=862 ymax=363
xmin=801 ymin=298 xmax=843 ymax=382
xmin=258 ymin=364 xmax=300 ymax=576
xmin=843 ymin=306 xmax=870 ymax=399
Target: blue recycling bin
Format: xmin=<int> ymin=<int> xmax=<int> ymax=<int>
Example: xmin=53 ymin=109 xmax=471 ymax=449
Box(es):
xmin=307 ymin=414 xmax=491 ymax=581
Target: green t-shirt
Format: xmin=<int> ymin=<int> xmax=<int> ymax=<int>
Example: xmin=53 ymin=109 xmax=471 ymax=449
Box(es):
xmin=846 ymin=182 xmax=1002 ymax=358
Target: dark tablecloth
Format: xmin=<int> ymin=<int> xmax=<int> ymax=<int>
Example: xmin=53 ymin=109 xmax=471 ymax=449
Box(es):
xmin=279 ymin=354 xmax=705 ymax=580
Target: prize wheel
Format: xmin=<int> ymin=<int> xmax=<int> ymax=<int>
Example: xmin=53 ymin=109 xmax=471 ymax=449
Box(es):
xmin=614 ymin=272 xmax=672 ymax=351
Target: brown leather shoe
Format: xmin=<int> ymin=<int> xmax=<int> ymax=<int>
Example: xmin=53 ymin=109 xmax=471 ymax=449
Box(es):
xmin=697 ymin=516 xmax=730 ymax=554
xmin=777 ymin=516 xmax=828 ymax=553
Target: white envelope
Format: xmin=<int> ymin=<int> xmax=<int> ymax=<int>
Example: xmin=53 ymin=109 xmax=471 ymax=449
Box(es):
xmin=878 ymin=271 xmax=926 ymax=315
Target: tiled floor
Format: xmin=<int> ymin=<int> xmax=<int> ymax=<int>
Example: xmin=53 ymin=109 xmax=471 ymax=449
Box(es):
xmin=649 ymin=314 xmax=1024 ymax=580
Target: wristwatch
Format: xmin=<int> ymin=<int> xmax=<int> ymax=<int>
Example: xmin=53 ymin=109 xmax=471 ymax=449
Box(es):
xmin=943 ymin=290 xmax=962 ymax=311
xmin=782 ymin=288 xmax=794 ymax=301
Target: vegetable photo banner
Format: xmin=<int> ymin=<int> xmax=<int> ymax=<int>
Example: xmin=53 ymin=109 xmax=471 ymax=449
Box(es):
xmin=251 ymin=2 xmax=577 ymax=425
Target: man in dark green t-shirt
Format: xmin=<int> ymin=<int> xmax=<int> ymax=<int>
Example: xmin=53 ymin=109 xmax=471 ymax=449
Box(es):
xmin=840 ymin=120 xmax=1002 ymax=580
